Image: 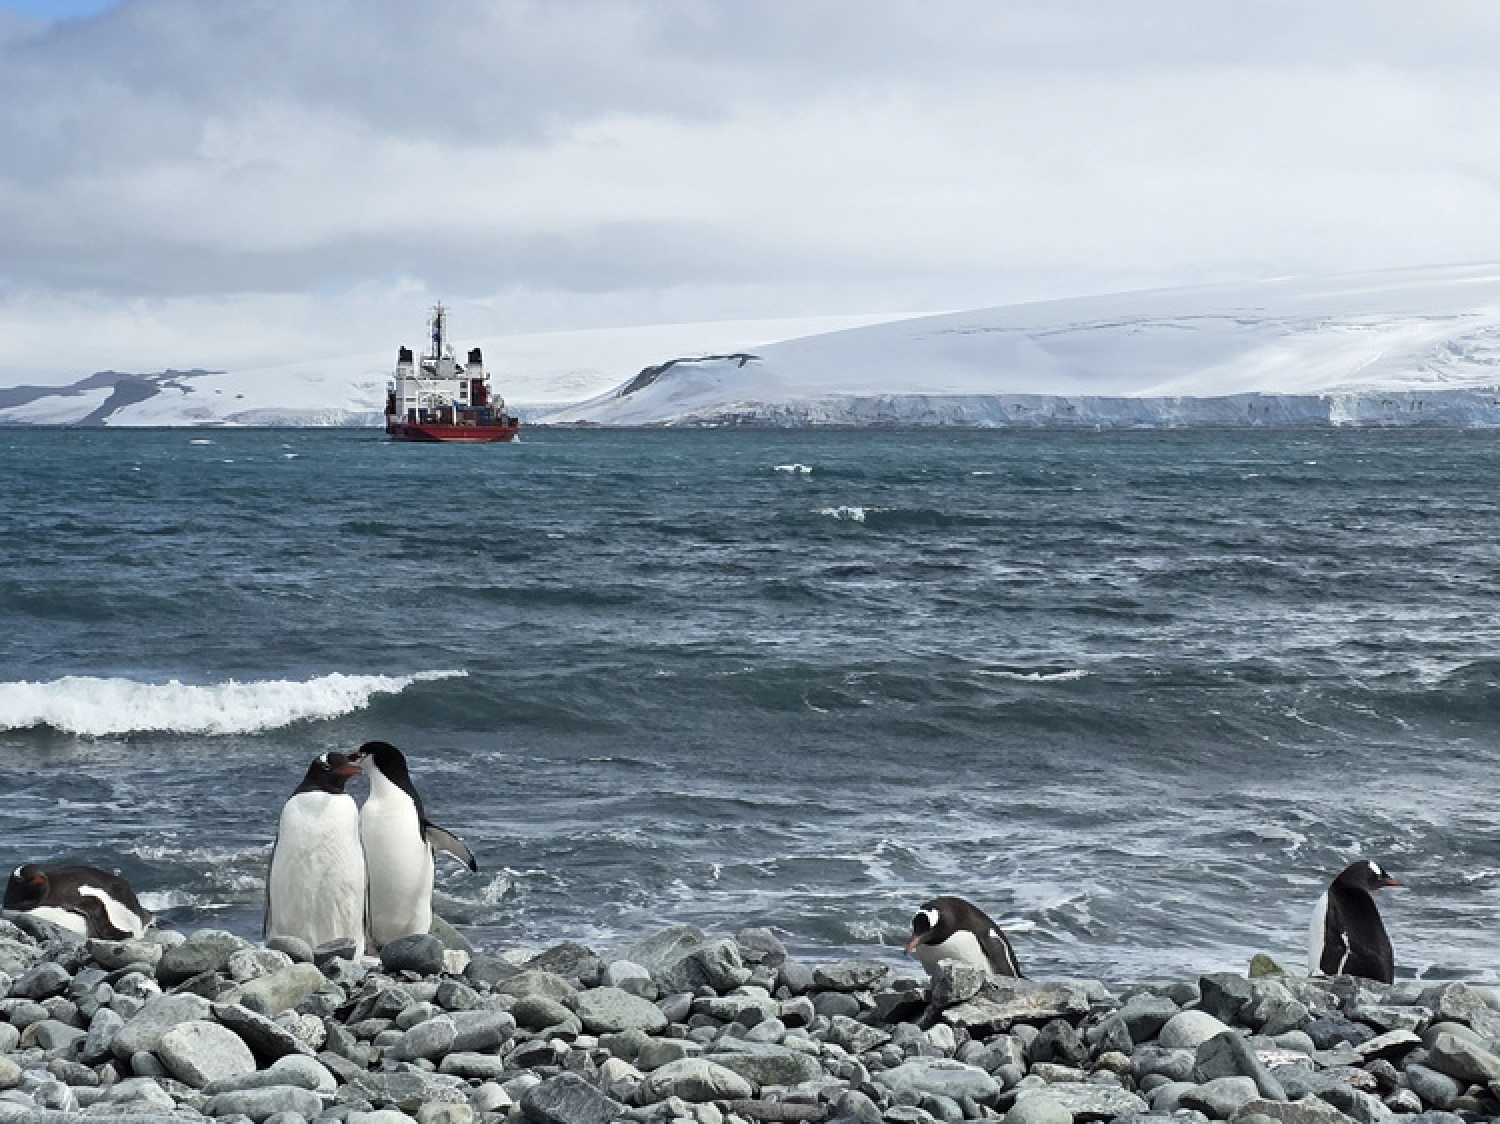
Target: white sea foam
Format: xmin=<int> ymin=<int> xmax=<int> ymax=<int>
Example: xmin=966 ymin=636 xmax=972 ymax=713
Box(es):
xmin=774 ymin=463 xmax=812 ymax=474
xmin=976 ymin=668 xmax=1089 ymax=682
xmin=0 ymin=670 xmax=465 ymax=737
xmin=819 ymin=506 xmax=869 ymax=522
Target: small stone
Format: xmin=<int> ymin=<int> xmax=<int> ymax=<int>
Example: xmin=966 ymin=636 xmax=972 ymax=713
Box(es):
xmin=109 ymin=991 xmax=213 ymax=1060
xmin=521 ymin=1071 xmax=625 ymax=1124
xmin=156 ymin=930 xmax=244 ymax=985
xmin=9 ymin=961 xmax=70 ymax=1000
xmin=228 ymin=947 xmax=294 ymax=981
xmin=812 ymin=958 xmax=891 ymax=992
xmin=573 ymin=986 xmax=670 ymax=1035
xmin=265 ymin=935 xmax=314 ymax=963
xmin=231 ymin=961 xmax=329 ymax=1016
xmin=204 ymin=1084 xmax=324 ymax=1120
xmin=635 ymin=1057 xmax=755 ymax=1104
xmin=1159 ymin=1010 xmax=1234 ymax=1050
xmin=157 ymin=1019 xmax=258 ymax=1088
xmin=380 ymin=933 xmax=447 ymax=976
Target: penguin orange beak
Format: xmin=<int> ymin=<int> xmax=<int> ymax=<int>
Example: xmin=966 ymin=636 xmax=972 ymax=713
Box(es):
xmin=1383 ymin=876 xmax=1403 ymax=888
xmin=904 ymin=933 xmax=926 ymax=954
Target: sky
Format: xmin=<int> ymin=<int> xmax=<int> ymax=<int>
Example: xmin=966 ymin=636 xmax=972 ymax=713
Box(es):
xmin=4 ymin=0 xmax=1500 ymax=385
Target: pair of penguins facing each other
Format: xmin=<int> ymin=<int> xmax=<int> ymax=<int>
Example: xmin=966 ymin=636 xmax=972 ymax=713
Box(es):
xmin=265 ymin=740 xmax=476 ymax=958
xmin=906 ymin=859 xmax=1402 ymax=985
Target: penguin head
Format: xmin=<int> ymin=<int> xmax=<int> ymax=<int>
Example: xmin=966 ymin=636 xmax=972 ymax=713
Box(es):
xmin=295 ymin=751 xmax=363 ymax=795
xmin=1336 ymin=859 xmax=1402 ymax=893
xmin=905 ymin=899 xmax=947 ymax=953
xmin=3 ymin=864 xmax=49 ymax=910
xmin=357 ymin=740 xmax=410 ymax=783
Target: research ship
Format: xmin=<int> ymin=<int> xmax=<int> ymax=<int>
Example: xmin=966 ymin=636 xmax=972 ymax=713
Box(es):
xmin=384 ymin=305 xmax=520 ymax=442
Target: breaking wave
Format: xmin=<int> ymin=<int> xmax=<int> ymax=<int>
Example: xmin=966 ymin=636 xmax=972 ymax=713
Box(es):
xmin=0 ymin=670 xmax=465 ymax=737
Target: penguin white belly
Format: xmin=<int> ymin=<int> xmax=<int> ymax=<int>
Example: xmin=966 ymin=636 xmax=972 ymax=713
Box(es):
xmin=361 ymin=791 xmax=434 ymax=948
xmin=77 ymin=885 xmax=146 ymax=938
xmin=914 ymin=929 xmax=991 ymax=976
xmin=268 ymin=792 xmax=366 ymax=956
xmin=25 ymin=905 xmax=90 ymax=935
xmin=1307 ymin=891 xmax=1330 ymax=975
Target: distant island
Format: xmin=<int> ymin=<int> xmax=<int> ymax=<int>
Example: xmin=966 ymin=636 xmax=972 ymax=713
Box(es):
xmin=8 ymin=264 xmax=1500 ymax=429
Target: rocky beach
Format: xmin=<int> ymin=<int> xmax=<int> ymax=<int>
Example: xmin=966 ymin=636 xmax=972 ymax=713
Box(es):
xmin=0 ymin=912 xmax=1495 ymax=1124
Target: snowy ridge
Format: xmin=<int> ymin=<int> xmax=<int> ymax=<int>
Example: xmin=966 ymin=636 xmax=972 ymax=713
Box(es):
xmin=10 ymin=266 xmax=1500 ymax=428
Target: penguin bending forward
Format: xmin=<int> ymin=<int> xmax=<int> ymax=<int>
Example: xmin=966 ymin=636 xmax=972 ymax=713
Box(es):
xmin=266 ymin=750 xmax=367 ymax=957
xmin=3 ymin=863 xmax=152 ymax=939
xmin=906 ymin=894 xmax=1023 ymax=978
xmin=358 ymin=740 xmax=477 ymax=949
xmin=1308 ymin=859 xmax=1401 ymax=984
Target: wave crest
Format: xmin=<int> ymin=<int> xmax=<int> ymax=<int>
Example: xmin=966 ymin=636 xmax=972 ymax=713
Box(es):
xmin=0 ymin=670 xmax=465 ymax=737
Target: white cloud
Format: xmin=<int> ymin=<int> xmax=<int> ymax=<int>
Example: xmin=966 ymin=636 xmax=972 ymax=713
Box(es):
xmin=4 ymin=0 xmax=1500 ymax=384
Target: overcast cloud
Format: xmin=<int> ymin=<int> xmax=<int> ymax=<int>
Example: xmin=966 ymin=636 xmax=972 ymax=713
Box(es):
xmin=3 ymin=0 xmax=1500 ymax=383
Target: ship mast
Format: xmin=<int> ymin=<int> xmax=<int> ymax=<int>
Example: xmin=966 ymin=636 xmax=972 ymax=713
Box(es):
xmin=429 ymin=303 xmax=447 ymax=360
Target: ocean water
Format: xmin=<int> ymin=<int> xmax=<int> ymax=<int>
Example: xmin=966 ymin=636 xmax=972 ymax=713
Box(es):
xmin=2 ymin=426 xmax=1498 ymax=985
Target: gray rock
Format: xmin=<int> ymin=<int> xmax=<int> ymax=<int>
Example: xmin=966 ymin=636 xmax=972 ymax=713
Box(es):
xmin=571 ymin=986 xmax=669 ymax=1035
xmin=1402 ymin=1064 xmax=1461 ymax=1110
xmin=620 ymin=925 xmax=707 ymax=974
xmin=1354 ymin=1029 xmax=1421 ymax=1063
xmin=265 ymin=935 xmax=314 ymax=963
xmin=1159 ymin=1010 xmax=1234 ymax=1050
xmin=1180 ymin=1077 xmax=1261 ymax=1118
xmin=878 ymin=1058 xmax=1003 ymax=1102
xmin=448 ymin=1007 xmax=516 ymax=1051
xmin=635 ymin=1057 xmax=756 ymax=1104
xmin=657 ymin=938 xmax=752 ymax=994
xmin=1416 ymin=983 xmax=1492 ymax=1026
xmin=827 ymin=1013 xmax=892 ymax=1055
xmin=735 ymin=927 xmax=788 ymax=969
xmin=203 ymin=1084 xmax=323 ymax=1121
xmin=1013 ymin=1084 xmax=1149 ymax=1121
xmin=638 ymin=1036 xmax=702 ymax=1070
xmin=1424 ymin=1030 xmax=1500 ymax=1084
xmin=213 ymin=1001 xmax=318 ymax=1060
xmin=1005 ymin=1096 xmax=1075 ymax=1124
xmin=21 ymin=1018 xmax=86 ymax=1052
xmin=203 ymin=1053 xmax=337 ymax=1095
xmin=1117 ymin=994 xmax=1181 ymax=1042
xmin=1229 ymin=1097 xmax=1356 ymax=1124
xmin=521 ymin=1072 xmax=626 ymax=1124
xmin=1195 ymin=1030 xmax=1288 ymax=1100
xmin=231 ymin=962 xmax=329 ymax=1016
xmin=380 ymin=933 xmax=446 ymax=976
xmin=109 ymin=992 xmax=213 ymax=1060
xmin=813 ymin=958 xmax=892 ymax=992
xmin=438 ymin=1051 xmax=510 ymax=1080
xmin=512 ymin=994 xmax=582 ymax=1036
xmin=156 ymin=1018 xmax=257 ymax=1087
xmin=930 ymin=961 xmax=988 ymax=1008
xmin=495 ymin=969 xmax=578 ymax=1003
xmin=9 ymin=962 xmax=71 ymax=1000
xmin=344 ymin=1070 xmax=469 ymax=1113
xmin=156 ymin=930 xmax=243 ymax=986
xmin=1030 ymin=1019 xmax=1087 ymax=1066
xmin=707 ymin=1041 xmax=824 ymax=1086
xmin=1199 ymin=974 xmax=1257 ymax=1025
xmin=383 ymin=1013 xmax=456 ymax=1062
xmin=526 ymin=941 xmax=604 ymax=986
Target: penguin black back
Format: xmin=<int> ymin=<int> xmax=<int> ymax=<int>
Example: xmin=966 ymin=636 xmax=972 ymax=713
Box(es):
xmin=3 ymin=862 xmax=151 ymax=938
xmin=907 ymin=894 xmax=1023 ymax=978
xmin=359 ymin=740 xmax=428 ymax=839
xmin=1314 ymin=859 xmax=1400 ymax=984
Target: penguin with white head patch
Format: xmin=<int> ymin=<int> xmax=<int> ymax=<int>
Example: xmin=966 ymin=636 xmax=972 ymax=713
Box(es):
xmin=3 ymin=863 xmax=151 ymax=939
xmin=1308 ymin=859 xmax=1401 ymax=983
xmin=358 ymin=740 xmax=477 ymax=949
xmin=266 ymin=750 xmax=367 ymax=957
xmin=906 ymin=895 xmax=1023 ymax=978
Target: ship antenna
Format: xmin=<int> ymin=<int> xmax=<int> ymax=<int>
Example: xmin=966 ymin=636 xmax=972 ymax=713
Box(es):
xmin=431 ymin=303 xmax=447 ymax=358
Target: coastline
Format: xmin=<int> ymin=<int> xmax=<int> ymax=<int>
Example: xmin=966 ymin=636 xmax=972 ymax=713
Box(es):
xmin=0 ymin=913 xmax=1495 ymax=1124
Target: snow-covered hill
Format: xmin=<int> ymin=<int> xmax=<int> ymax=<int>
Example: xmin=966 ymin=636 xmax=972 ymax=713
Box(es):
xmin=10 ymin=266 xmax=1500 ymax=428
xmin=539 ymin=264 xmax=1500 ymax=428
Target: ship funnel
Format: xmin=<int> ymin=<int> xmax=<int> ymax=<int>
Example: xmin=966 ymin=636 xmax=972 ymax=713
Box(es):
xmin=398 ymin=346 xmax=413 ymax=364
xmin=468 ymin=348 xmax=483 ymax=365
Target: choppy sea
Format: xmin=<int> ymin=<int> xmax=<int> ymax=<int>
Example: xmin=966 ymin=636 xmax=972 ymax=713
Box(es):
xmin=2 ymin=427 xmax=1498 ymax=984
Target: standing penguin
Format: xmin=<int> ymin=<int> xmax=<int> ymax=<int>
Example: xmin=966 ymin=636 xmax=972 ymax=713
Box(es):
xmin=265 ymin=750 xmax=367 ymax=957
xmin=358 ymin=740 xmax=477 ymax=949
xmin=905 ymin=894 xmax=1023 ymax=978
xmin=1308 ymin=859 xmax=1401 ymax=983
xmin=3 ymin=863 xmax=151 ymax=939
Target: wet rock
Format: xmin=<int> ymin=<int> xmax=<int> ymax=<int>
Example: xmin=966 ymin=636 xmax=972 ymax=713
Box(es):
xmin=1423 ymin=1031 xmax=1500 ymax=1084
xmin=379 ymin=933 xmax=446 ymax=977
xmin=156 ymin=930 xmax=244 ymax=986
xmin=521 ymin=1071 xmax=627 ymax=1124
xmin=1194 ymin=1030 xmax=1288 ymax=1100
xmin=635 ymin=1057 xmax=756 ymax=1104
xmin=572 ymin=985 xmax=669 ymax=1035
xmin=1159 ymin=1011 xmax=1233 ymax=1050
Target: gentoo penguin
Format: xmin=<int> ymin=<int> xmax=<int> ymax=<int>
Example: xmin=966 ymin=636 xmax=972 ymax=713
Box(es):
xmin=906 ymin=894 xmax=1023 ymax=978
xmin=3 ymin=863 xmax=151 ymax=939
xmin=1308 ymin=859 xmax=1401 ymax=983
xmin=358 ymin=740 xmax=477 ymax=949
xmin=265 ymin=750 xmax=367 ymax=957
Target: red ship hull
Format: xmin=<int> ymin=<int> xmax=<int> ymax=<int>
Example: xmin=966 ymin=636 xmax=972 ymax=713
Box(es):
xmin=386 ymin=417 xmax=520 ymax=443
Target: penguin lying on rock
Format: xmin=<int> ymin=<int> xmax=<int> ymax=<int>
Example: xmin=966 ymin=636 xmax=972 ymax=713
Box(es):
xmin=358 ymin=740 xmax=478 ymax=950
xmin=1308 ymin=858 xmax=1402 ymax=983
xmin=265 ymin=750 xmax=367 ymax=957
xmin=906 ymin=894 xmax=1023 ymax=978
xmin=3 ymin=862 xmax=152 ymax=939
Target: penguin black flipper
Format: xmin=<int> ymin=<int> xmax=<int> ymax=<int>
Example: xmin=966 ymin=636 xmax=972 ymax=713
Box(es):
xmin=977 ymin=923 xmax=1024 ymax=978
xmin=425 ymin=824 xmax=478 ymax=872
